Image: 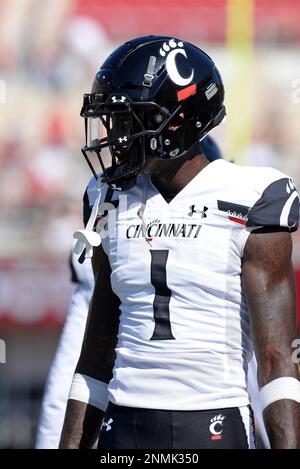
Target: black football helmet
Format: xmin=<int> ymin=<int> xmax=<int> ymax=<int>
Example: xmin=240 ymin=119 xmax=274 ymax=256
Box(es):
xmin=81 ymin=35 xmax=226 ymax=190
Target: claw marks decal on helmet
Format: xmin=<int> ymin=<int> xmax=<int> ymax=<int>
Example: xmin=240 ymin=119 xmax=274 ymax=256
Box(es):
xmin=159 ymin=39 xmax=194 ymax=87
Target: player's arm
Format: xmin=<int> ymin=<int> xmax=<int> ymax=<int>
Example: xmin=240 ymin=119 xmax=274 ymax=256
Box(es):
xmin=60 ymin=245 xmax=120 ymax=449
xmin=242 ymin=229 xmax=300 ymax=449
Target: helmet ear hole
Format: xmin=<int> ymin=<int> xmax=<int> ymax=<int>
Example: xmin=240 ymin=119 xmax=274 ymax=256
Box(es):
xmin=167 ymin=111 xmax=185 ymax=131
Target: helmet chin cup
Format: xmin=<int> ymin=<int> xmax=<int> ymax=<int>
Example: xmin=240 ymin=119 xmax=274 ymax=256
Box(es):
xmin=73 ymin=230 xmax=101 ymax=258
xmin=81 ymin=35 xmax=226 ymax=189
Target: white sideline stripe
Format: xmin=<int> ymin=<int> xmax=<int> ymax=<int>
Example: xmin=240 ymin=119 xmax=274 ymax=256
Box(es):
xmin=239 ymin=406 xmax=256 ymax=449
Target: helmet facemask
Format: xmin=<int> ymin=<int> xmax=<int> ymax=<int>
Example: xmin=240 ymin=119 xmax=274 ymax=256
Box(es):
xmin=81 ymin=92 xmax=183 ymax=190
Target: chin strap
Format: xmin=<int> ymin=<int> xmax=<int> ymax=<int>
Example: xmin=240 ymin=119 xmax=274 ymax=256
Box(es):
xmin=137 ymin=176 xmax=152 ymax=246
xmin=142 ymin=56 xmax=156 ymax=100
xmin=73 ymin=178 xmax=103 ymax=258
xmin=74 ymin=175 xmax=151 ymax=258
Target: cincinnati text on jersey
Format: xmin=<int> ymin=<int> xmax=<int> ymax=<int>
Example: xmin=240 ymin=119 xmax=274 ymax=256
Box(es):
xmin=126 ymin=221 xmax=203 ymax=239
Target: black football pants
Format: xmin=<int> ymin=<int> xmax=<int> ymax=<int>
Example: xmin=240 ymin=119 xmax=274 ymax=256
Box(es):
xmin=98 ymin=402 xmax=255 ymax=449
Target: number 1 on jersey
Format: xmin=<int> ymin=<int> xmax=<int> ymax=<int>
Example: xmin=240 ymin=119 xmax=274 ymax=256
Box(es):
xmin=150 ymin=250 xmax=175 ymax=340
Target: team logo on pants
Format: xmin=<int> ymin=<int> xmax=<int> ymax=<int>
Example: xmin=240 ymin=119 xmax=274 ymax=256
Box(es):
xmin=209 ymin=414 xmax=225 ymax=440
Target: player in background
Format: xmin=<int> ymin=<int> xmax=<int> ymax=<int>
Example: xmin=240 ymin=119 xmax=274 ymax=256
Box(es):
xmin=35 ymin=250 xmax=93 ymax=449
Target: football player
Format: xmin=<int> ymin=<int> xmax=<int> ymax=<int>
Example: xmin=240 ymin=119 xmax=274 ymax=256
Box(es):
xmin=35 ymin=135 xmax=229 ymax=449
xmin=59 ymin=36 xmax=299 ymax=449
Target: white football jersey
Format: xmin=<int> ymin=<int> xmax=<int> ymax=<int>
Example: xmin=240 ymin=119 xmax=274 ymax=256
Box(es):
xmin=85 ymin=159 xmax=299 ymax=411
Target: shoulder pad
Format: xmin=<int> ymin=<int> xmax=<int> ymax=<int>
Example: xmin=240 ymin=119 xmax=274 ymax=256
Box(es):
xmin=247 ymin=177 xmax=299 ymax=231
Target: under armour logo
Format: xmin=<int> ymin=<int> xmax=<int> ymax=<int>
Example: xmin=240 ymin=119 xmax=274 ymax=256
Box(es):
xmin=111 ymin=96 xmax=126 ymax=103
xmin=188 ymin=205 xmax=208 ymax=218
xmin=100 ymin=417 xmax=113 ymax=432
xmin=118 ymin=136 xmax=128 ymax=143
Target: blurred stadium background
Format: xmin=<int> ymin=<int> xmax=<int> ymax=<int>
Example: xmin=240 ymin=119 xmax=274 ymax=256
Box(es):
xmin=0 ymin=0 xmax=300 ymax=448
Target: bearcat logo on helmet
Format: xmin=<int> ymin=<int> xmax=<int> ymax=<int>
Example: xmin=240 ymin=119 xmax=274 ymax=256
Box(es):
xmin=159 ymin=39 xmax=194 ymax=87
xmin=80 ymin=35 xmax=226 ymax=190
